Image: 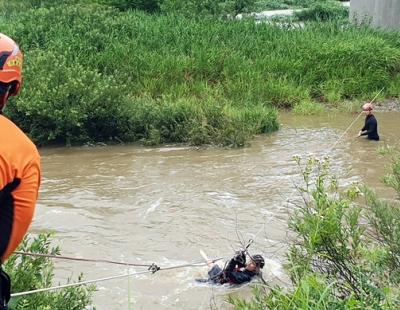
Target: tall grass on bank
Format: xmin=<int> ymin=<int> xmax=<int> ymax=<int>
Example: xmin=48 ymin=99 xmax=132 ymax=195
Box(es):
xmin=0 ymin=0 xmax=347 ymax=15
xmin=1 ymin=2 xmax=399 ymax=146
xmin=230 ymin=155 xmax=400 ymax=309
xmin=254 ymin=0 xmax=347 ymax=10
xmin=294 ymin=1 xmax=348 ymax=21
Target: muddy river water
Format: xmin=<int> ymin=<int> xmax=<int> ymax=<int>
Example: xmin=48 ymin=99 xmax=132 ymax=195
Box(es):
xmin=31 ymin=112 xmax=399 ymax=309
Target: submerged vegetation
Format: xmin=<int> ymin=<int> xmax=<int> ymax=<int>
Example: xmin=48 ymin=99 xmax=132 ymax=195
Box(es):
xmin=0 ymin=0 xmax=398 ymax=147
xmin=231 ymin=154 xmax=400 ymax=309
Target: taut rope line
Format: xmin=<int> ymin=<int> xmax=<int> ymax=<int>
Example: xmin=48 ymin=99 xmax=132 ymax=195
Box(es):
xmin=10 ymin=256 xmax=226 ymax=298
xmin=14 ymin=251 xmax=152 ymax=267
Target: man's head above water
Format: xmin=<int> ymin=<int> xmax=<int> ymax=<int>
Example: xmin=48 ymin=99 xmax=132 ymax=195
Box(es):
xmin=245 ymin=254 xmax=265 ymax=272
xmin=362 ymin=102 xmax=374 ymax=115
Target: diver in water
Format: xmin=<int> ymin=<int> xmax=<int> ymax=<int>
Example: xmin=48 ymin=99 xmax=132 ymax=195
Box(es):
xmin=357 ymin=102 xmax=379 ymax=141
xmin=206 ymin=251 xmax=265 ymax=285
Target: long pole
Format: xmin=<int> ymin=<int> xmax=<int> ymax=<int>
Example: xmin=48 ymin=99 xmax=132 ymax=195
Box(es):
xmin=328 ymin=87 xmax=384 ymax=152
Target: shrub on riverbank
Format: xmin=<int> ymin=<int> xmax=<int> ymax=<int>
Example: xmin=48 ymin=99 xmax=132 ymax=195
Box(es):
xmin=255 ymin=0 xmax=347 ymax=10
xmin=4 ymin=234 xmax=95 ymax=310
xmin=1 ymin=2 xmax=399 ymax=146
xmin=230 ymin=155 xmax=400 ymax=309
xmin=294 ymin=1 xmax=348 ymax=21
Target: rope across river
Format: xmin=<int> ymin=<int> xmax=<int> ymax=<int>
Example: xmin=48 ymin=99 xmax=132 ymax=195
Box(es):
xmin=14 ymin=86 xmax=384 ymax=300
xmin=11 ymin=251 xmax=228 ymax=298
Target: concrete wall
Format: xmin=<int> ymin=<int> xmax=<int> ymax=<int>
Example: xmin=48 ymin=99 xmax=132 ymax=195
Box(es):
xmin=350 ymin=0 xmax=400 ymax=30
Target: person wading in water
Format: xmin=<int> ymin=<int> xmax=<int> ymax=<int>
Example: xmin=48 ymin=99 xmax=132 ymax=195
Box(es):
xmin=206 ymin=251 xmax=265 ymax=285
xmin=0 ymin=33 xmax=41 ymax=309
xmin=357 ymin=102 xmax=379 ymax=141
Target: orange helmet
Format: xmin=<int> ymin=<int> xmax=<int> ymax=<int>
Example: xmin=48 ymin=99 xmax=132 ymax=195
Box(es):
xmin=362 ymin=102 xmax=373 ymax=112
xmin=0 ymin=33 xmax=23 ymax=97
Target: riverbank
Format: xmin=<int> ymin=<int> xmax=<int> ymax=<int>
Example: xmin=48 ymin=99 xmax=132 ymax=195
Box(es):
xmin=375 ymin=98 xmax=400 ymax=112
xmin=237 ymin=0 xmax=350 ymax=20
xmin=1 ymin=1 xmax=399 ymax=147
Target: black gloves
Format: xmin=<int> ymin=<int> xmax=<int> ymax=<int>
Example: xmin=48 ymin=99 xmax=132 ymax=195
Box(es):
xmin=233 ymin=250 xmax=246 ymax=267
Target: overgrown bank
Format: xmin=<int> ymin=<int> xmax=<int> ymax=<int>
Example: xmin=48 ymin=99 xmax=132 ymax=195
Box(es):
xmin=231 ymin=153 xmax=400 ymax=309
xmin=4 ymin=234 xmax=95 ymax=310
xmin=1 ymin=1 xmax=399 ymax=146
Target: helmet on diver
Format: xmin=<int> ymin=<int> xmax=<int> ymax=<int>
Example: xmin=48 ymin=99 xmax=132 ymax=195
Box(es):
xmin=0 ymin=33 xmax=23 ymax=111
xmin=251 ymin=254 xmax=265 ymax=269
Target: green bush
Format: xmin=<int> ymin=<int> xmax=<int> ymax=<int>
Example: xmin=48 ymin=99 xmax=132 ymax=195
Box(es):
xmin=231 ymin=156 xmax=400 ymax=309
xmin=4 ymin=234 xmax=95 ymax=310
xmin=1 ymin=1 xmax=399 ymax=146
xmin=254 ymin=0 xmax=347 ymax=10
xmin=8 ymin=50 xmax=131 ymax=145
xmin=293 ymin=100 xmax=324 ymax=115
xmin=382 ymin=155 xmax=400 ymax=196
xmin=104 ymin=0 xmax=161 ymax=12
xmin=295 ymin=1 xmax=348 ymax=21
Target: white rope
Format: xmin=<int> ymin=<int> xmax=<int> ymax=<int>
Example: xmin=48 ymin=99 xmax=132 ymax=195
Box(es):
xmin=14 ymin=251 xmax=151 ymax=267
xmin=11 ymin=269 xmax=153 ymax=297
xmin=327 ymin=111 xmax=363 ymax=153
xmin=10 ymin=256 xmax=226 ymax=298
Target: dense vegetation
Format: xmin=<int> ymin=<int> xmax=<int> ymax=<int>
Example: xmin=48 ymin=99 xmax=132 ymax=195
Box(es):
xmin=1 ymin=3 xmax=399 ymax=309
xmin=231 ymin=153 xmax=400 ymax=309
xmin=4 ymin=234 xmax=95 ymax=310
xmin=0 ymin=0 xmax=398 ymax=147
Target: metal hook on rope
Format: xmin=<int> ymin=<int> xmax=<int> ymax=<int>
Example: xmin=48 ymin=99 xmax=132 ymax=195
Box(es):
xmin=148 ymin=263 xmax=160 ymax=274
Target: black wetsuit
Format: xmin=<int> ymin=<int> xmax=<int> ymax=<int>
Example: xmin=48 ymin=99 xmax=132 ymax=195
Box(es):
xmin=208 ymin=258 xmax=258 ymax=284
xmin=361 ymin=114 xmax=379 ymax=141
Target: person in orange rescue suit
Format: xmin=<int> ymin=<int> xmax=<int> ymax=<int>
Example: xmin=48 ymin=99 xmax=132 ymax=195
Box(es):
xmin=0 ymin=33 xmax=41 ymax=309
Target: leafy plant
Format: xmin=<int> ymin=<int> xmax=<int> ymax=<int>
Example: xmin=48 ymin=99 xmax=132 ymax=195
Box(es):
xmin=294 ymin=1 xmax=348 ymax=21
xmin=1 ymin=1 xmax=399 ymax=146
xmin=4 ymin=234 xmax=95 ymax=310
xmin=231 ymin=155 xmax=400 ymax=309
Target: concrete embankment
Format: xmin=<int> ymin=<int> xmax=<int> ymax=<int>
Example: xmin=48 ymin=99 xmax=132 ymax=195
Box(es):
xmin=350 ymin=0 xmax=400 ymax=30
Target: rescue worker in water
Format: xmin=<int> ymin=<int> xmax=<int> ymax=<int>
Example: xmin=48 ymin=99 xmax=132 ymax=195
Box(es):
xmin=207 ymin=251 xmax=265 ymax=284
xmin=0 ymin=33 xmax=41 ymax=309
xmin=357 ymin=102 xmax=379 ymax=141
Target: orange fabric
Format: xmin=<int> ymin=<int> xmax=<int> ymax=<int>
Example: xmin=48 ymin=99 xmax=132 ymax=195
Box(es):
xmin=0 ymin=33 xmax=24 ymax=96
xmin=0 ymin=115 xmax=40 ymax=261
xmin=0 ymin=33 xmax=23 ymax=96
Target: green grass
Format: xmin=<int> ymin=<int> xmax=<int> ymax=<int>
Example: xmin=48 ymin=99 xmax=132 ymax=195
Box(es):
xmin=5 ymin=234 xmax=95 ymax=310
xmin=0 ymin=1 xmax=399 ymax=146
xmin=230 ymin=156 xmax=400 ymax=309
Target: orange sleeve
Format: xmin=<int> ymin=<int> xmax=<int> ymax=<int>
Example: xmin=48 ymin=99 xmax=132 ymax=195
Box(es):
xmin=1 ymin=158 xmax=41 ymax=261
xmin=0 ymin=115 xmax=41 ymax=262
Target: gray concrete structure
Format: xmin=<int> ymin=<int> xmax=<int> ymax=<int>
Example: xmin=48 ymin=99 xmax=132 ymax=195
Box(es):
xmin=350 ymin=0 xmax=400 ymax=30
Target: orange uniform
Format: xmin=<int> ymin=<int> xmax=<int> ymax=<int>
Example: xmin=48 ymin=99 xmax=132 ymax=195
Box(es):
xmin=0 ymin=115 xmax=40 ymax=262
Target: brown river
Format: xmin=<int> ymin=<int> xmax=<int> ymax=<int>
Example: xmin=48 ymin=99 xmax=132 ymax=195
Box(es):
xmin=30 ymin=112 xmax=399 ymax=309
